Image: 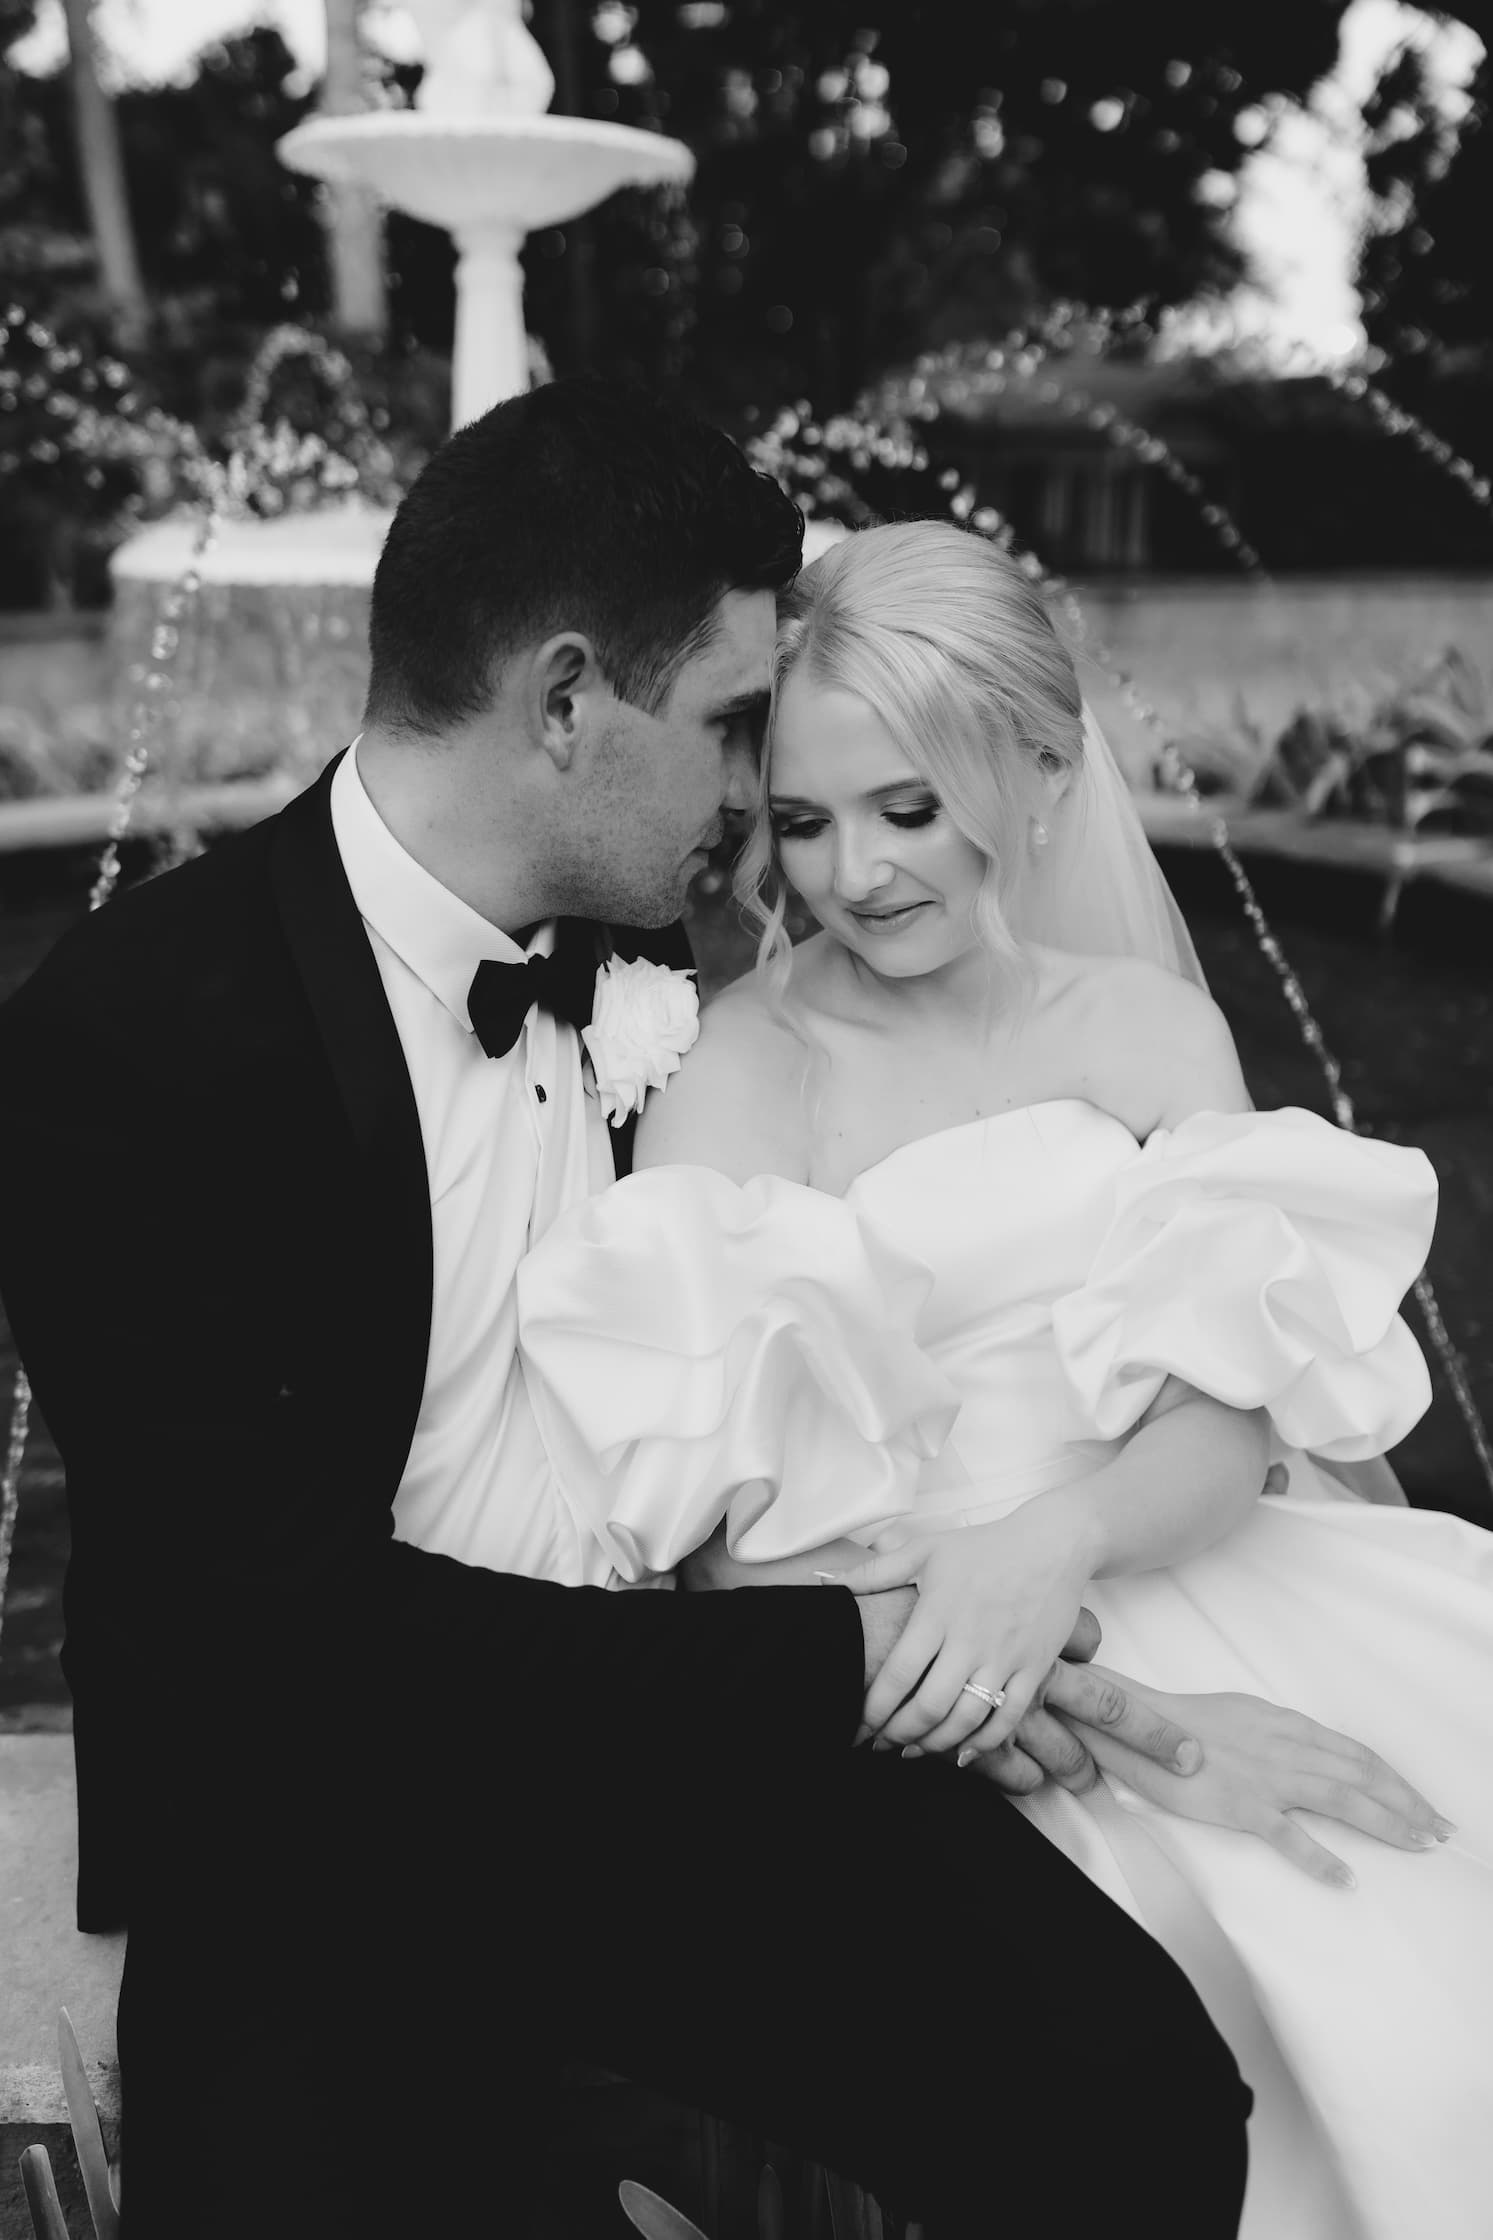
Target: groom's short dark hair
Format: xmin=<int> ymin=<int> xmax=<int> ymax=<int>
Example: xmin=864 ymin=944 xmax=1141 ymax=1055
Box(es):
xmin=363 ymin=376 xmax=804 ymax=735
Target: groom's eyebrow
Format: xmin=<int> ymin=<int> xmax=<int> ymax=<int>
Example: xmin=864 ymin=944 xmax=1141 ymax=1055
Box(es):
xmin=706 ymin=687 xmax=771 ymax=730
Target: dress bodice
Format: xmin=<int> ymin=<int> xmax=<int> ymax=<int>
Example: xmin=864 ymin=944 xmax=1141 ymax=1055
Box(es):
xmin=842 ymin=1100 xmax=1140 ymax=1515
xmin=516 ymin=1103 xmax=1436 ymax=1587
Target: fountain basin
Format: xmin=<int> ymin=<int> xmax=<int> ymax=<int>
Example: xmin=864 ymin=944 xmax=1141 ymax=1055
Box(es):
xmin=105 ymin=509 xmax=391 ymax=794
xmin=94 ymin=534 xmax=1493 ymax=806
xmin=279 ymin=112 xmax=694 ymax=426
xmin=96 ymin=511 xmax=838 ymax=797
xmin=277 ymin=112 xmax=693 ymax=236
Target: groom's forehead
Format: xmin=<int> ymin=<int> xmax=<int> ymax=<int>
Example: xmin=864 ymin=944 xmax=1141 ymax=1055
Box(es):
xmin=690 ymin=586 xmax=777 ymax=697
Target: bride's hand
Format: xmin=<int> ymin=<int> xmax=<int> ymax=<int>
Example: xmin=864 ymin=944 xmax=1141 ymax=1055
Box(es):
xmin=1068 ymin=1666 xmax=1455 ymax=1888
xmin=839 ymin=1495 xmax=1100 ymax=1756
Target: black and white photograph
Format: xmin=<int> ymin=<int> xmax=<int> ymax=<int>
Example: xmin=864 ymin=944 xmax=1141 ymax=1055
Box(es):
xmin=1 ymin=2 xmax=1491 ymax=2234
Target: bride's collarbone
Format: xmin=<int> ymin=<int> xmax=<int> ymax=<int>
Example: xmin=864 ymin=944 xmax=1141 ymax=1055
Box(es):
xmin=800 ymin=1030 xmax=1097 ymax=1192
xmin=783 ymin=946 xmax=1150 ymax=1187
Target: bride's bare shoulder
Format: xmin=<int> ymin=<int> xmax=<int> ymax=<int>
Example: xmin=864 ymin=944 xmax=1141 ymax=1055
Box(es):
xmin=632 ymin=960 xmax=813 ymax=1182
xmin=1039 ymin=949 xmax=1249 ymax=1130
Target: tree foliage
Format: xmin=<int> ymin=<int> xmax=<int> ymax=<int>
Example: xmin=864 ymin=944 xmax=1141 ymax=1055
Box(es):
xmin=1360 ymin=48 xmax=1490 ymax=363
xmin=2 ymin=0 xmax=1487 ymax=429
xmin=519 ymin=0 xmax=1357 ymax=407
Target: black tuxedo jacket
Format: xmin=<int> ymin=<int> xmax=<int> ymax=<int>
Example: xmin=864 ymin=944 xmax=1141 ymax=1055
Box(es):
xmin=0 ymin=758 xmax=863 ymax=1930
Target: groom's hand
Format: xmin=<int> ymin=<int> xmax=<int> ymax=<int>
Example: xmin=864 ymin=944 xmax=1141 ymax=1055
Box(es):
xmin=855 ymin=1585 xmax=918 ymax=1694
xmin=852 ymin=1593 xmax=1203 ymax=1799
xmin=854 ymin=1599 xmax=1104 ymax=1773
xmin=963 ymin=1612 xmax=1105 ymax=1797
xmin=975 ymin=1648 xmax=1205 ymax=1799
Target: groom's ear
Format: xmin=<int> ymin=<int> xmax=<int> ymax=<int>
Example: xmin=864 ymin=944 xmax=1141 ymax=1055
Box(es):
xmin=529 ymin=632 xmax=602 ymax=772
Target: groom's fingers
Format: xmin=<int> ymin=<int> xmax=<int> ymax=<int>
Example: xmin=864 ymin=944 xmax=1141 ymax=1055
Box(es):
xmin=1062 ymin=1608 xmax=1103 ymax=1664
xmin=970 ymin=1738 xmax=1047 ymax=1796
xmin=1044 ymin=1661 xmax=1203 ymax=1775
xmin=1004 ymin=1705 xmax=1100 ymax=1794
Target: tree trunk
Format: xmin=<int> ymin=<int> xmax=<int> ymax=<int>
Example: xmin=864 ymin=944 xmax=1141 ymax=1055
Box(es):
xmin=320 ymin=0 xmax=388 ymax=341
xmin=58 ymin=0 xmax=147 ymax=348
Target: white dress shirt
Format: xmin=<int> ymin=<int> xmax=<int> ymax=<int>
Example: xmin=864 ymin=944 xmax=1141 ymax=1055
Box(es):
xmin=330 ymin=742 xmax=616 ymax=1582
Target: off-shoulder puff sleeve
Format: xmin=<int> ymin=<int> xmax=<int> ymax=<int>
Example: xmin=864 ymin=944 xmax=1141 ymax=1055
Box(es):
xmin=1051 ymin=1108 xmax=1437 ymax=1460
xmin=517 ymin=1167 xmax=959 ymax=1585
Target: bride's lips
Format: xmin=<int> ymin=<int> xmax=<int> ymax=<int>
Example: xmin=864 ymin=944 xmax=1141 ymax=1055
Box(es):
xmin=847 ymin=900 xmax=933 ymax=935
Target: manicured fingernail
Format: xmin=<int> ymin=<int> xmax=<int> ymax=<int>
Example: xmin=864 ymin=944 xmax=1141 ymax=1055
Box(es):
xmin=1433 ymin=1818 xmax=1457 ymax=1840
xmin=812 ymin=1570 xmax=841 ymax=1583
xmin=1173 ymin=1740 xmax=1203 ymax=1774
xmin=899 ymin=1744 xmax=923 ymax=1760
xmin=871 ymin=1737 xmax=892 ymax=1753
xmin=1332 ymin=1866 xmax=1356 ymax=1890
xmin=1409 ymin=1829 xmax=1437 ymax=1848
xmin=956 ymin=1747 xmax=977 ymax=1769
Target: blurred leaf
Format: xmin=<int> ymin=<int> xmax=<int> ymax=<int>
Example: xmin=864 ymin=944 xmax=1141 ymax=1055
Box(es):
xmin=1257 ymin=643 xmax=1493 ymax=835
xmin=619 ymin=2180 xmax=712 ymax=2240
xmin=1301 ymin=747 xmax=1353 ymax=817
xmin=19 ymin=2147 xmax=71 ymax=2240
xmin=60 ymin=2006 xmax=121 ymax=2240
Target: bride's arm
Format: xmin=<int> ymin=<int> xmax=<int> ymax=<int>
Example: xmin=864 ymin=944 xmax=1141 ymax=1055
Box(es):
xmin=640 ymin=983 xmax=897 ymax=1586
xmin=678 ymin=1384 xmax=1270 ymax=1595
xmin=634 ymin=973 xmax=812 ymax=1183
xmin=1043 ymin=1379 xmax=1272 ymax=1582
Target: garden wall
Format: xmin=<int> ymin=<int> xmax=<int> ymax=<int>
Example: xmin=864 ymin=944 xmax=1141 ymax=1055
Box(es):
xmin=1070 ymin=573 xmax=1493 ymax=786
xmin=3 ymin=566 xmax=1492 ymax=800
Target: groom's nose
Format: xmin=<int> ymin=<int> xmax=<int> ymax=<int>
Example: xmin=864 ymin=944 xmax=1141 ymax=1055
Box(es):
xmin=721 ymin=739 xmax=757 ymax=815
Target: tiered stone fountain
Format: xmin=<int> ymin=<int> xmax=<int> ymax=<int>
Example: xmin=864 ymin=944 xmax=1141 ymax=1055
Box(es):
xmin=108 ymin=0 xmax=695 ymax=796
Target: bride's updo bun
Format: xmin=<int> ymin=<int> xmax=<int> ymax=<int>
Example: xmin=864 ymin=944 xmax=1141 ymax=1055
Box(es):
xmin=737 ymin=518 xmax=1086 ymax=993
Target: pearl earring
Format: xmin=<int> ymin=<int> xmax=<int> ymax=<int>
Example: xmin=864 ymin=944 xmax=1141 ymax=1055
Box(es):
xmin=1032 ymin=820 xmax=1050 ymax=849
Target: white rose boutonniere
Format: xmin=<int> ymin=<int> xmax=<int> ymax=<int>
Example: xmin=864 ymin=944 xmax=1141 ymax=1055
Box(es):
xmin=582 ymin=955 xmax=700 ymax=1126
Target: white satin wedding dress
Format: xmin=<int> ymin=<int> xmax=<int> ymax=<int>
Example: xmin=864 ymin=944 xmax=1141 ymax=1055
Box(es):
xmin=517 ymin=1102 xmax=1493 ymax=2239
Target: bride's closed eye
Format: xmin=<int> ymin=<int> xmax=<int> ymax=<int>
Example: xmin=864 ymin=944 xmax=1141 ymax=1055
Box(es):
xmin=770 ymin=802 xmax=943 ymax=842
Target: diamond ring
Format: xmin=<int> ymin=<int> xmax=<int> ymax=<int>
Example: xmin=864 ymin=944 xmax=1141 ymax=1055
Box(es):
xmin=960 ymin=1681 xmax=1007 ymax=1712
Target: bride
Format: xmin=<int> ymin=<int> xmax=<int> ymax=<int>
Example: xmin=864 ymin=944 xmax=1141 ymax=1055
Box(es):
xmin=516 ymin=520 xmax=1493 ymax=2238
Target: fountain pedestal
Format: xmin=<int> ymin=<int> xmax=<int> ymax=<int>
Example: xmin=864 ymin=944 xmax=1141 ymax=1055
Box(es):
xmin=455 ymin=220 xmax=528 ymax=431
xmin=105 ymin=0 xmax=697 ymax=781
xmin=276 ymin=3 xmax=694 ymax=427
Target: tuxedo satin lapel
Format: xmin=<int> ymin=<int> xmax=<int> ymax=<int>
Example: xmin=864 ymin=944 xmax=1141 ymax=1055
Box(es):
xmin=269 ymin=757 xmax=433 ymax=1466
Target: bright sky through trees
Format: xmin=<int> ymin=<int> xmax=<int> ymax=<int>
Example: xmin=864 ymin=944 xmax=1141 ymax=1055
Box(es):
xmin=11 ymin=0 xmax=1485 ymax=359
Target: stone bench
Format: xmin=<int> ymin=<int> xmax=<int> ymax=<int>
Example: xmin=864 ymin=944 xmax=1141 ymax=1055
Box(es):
xmin=0 ymin=1733 xmax=123 ymax=2235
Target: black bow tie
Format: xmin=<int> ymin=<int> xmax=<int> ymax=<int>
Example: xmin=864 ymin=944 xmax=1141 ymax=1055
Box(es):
xmin=467 ymin=944 xmax=596 ymax=1060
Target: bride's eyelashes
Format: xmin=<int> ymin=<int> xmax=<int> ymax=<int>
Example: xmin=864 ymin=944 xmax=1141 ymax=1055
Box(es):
xmin=770 ymin=801 xmax=943 ymax=843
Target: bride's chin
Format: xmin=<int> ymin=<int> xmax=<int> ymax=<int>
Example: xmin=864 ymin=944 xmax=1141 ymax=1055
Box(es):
xmin=839 ymin=930 xmax=972 ymax=982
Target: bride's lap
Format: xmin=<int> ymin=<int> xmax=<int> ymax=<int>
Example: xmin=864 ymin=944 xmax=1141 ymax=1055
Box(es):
xmin=1021 ymin=1485 xmax=1493 ymax=2238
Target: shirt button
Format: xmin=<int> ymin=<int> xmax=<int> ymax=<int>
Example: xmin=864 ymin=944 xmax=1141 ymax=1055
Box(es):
xmin=534 ymin=1084 xmax=547 ymax=1104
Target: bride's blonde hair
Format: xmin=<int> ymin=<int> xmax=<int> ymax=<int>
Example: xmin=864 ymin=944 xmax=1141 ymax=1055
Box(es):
xmin=735 ymin=520 xmax=1086 ymax=999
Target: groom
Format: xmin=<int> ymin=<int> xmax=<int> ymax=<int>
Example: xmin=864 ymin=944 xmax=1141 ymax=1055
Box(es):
xmin=0 ymin=378 xmax=1251 ymax=2237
